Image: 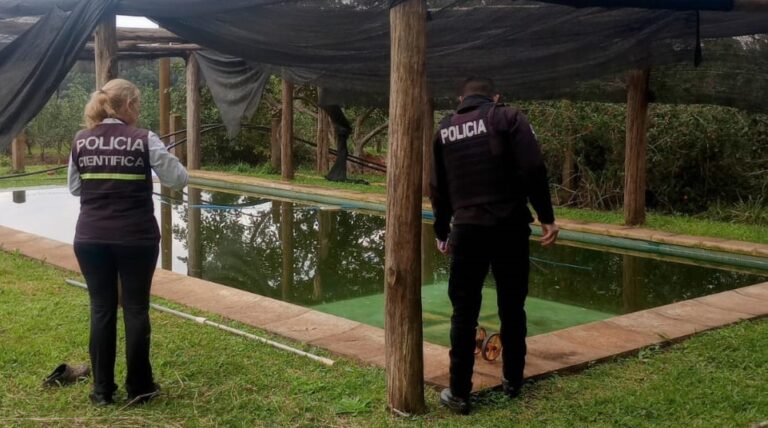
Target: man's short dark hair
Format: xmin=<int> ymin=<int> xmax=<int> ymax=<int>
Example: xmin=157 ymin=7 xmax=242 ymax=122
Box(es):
xmin=461 ymin=76 xmax=496 ymax=97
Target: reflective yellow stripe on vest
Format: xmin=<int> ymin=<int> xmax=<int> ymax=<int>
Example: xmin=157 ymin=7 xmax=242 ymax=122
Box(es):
xmin=80 ymin=173 xmax=146 ymax=181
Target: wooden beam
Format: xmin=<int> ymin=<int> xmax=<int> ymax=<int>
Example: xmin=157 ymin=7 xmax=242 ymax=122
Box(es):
xmin=94 ymin=13 xmax=118 ymax=89
xmin=186 ymin=54 xmax=201 ymax=170
xmin=281 ymin=79 xmax=295 ymax=180
xmin=385 ymin=0 xmax=427 ymax=415
xmin=84 ymin=43 xmax=200 ymax=53
xmin=624 ymin=68 xmax=650 ymax=226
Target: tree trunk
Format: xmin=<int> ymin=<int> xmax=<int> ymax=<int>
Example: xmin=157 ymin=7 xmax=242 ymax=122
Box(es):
xmin=281 ymin=79 xmax=294 ymax=180
xmin=624 ymin=68 xmax=650 ymax=226
xmin=186 ymin=54 xmax=201 ymax=170
xmin=385 ymin=0 xmax=427 ymax=415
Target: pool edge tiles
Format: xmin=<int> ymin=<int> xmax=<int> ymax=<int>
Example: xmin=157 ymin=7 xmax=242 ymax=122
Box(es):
xmin=3 ymin=224 xmax=768 ymax=393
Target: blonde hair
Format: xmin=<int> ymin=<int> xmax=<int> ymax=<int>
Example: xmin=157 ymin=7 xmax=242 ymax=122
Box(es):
xmin=83 ymin=78 xmax=141 ymax=129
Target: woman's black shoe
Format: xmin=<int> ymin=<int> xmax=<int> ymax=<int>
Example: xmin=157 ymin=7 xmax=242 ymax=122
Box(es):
xmin=440 ymin=388 xmax=471 ymax=415
xmin=89 ymin=392 xmax=114 ymax=406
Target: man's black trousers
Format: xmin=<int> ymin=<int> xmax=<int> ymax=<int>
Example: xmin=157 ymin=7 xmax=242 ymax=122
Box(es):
xmin=448 ymin=223 xmax=530 ymax=398
xmin=74 ymin=242 xmax=159 ymax=397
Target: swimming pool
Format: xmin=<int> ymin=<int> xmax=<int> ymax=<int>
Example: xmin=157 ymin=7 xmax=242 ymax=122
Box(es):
xmin=1 ymin=186 xmax=765 ymax=346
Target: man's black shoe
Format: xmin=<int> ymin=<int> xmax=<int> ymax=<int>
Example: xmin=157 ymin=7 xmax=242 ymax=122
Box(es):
xmin=89 ymin=392 xmax=114 ymax=406
xmin=440 ymin=388 xmax=471 ymax=415
xmin=126 ymin=383 xmax=161 ymax=405
xmin=502 ymin=378 xmax=522 ymax=398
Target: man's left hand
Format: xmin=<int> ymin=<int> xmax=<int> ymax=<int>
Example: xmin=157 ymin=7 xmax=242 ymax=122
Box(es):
xmin=540 ymin=223 xmax=559 ymax=247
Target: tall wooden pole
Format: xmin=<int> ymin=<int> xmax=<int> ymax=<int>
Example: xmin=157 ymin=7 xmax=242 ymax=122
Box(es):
xmin=316 ymin=107 xmax=330 ymax=175
xmin=159 ymin=57 xmax=173 ymax=270
xmin=624 ymin=68 xmax=650 ymax=226
xmin=186 ymin=54 xmax=201 ymax=170
xmin=422 ymin=97 xmax=434 ymax=197
xmin=94 ymin=13 xmax=118 ymax=89
xmin=170 ymin=114 xmax=186 ymax=166
xmin=270 ymin=114 xmax=281 ymax=172
xmin=385 ymin=0 xmax=427 ymax=415
xmin=281 ymin=79 xmax=295 ymax=180
xmin=11 ymin=130 xmax=26 ymax=173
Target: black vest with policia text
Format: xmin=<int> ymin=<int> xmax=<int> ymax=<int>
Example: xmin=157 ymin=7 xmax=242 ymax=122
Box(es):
xmin=71 ymin=123 xmax=159 ymax=244
xmin=437 ymin=102 xmax=525 ymax=211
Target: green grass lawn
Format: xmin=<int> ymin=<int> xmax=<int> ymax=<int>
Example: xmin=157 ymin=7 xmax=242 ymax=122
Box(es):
xmin=0 ymin=163 xmax=67 ymax=190
xmin=1 ymin=251 xmax=767 ymax=427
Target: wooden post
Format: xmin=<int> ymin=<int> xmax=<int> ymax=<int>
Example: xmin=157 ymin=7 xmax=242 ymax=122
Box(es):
xmin=11 ymin=130 xmax=26 ymax=173
xmin=159 ymin=58 xmax=171 ymax=140
xmin=385 ymin=0 xmax=427 ymax=415
xmin=187 ymin=187 xmax=203 ymax=278
xmin=316 ymin=107 xmax=330 ymax=174
xmin=270 ymin=114 xmax=281 ymax=172
xmin=94 ymin=13 xmax=118 ymax=89
xmin=422 ymin=98 xmax=434 ymax=197
xmin=624 ymin=69 xmax=650 ymax=226
xmin=186 ymin=54 xmax=201 ymax=170
xmin=280 ymin=201 xmax=295 ymax=300
xmin=281 ymin=79 xmax=294 ymax=180
xmin=170 ymin=114 xmax=186 ymax=166
xmin=159 ymin=57 xmax=173 ymax=270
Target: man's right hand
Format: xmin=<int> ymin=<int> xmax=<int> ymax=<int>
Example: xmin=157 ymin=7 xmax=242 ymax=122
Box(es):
xmin=540 ymin=223 xmax=559 ymax=247
xmin=436 ymin=238 xmax=451 ymax=256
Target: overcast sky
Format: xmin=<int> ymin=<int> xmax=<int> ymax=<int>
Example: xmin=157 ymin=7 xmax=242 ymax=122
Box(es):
xmin=116 ymin=16 xmax=158 ymax=28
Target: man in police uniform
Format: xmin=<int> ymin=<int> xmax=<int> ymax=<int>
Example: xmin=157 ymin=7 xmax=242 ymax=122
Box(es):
xmin=430 ymin=77 xmax=559 ymax=414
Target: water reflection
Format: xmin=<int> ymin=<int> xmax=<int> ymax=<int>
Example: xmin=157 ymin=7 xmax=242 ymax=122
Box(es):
xmin=186 ymin=187 xmax=203 ymax=279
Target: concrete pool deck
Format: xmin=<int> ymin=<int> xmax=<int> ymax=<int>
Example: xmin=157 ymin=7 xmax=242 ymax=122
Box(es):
xmin=2 ymin=223 xmax=768 ymax=392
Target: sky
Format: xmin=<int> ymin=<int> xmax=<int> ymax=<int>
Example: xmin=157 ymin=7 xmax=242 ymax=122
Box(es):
xmin=116 ymin=16 xmax=158 ymax=28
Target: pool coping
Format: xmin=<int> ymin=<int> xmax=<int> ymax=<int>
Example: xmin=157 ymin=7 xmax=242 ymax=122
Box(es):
xmin=2 ymin=224 xmax=768 ymax=392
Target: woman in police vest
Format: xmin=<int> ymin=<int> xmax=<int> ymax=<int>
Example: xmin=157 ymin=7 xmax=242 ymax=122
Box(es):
xmin=68 ymin=78 xmax=188 ymax=406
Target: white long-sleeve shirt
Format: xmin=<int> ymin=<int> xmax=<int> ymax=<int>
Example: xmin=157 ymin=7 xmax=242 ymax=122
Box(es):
xmin=68 ymin=118 xmax=188 ymax=196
